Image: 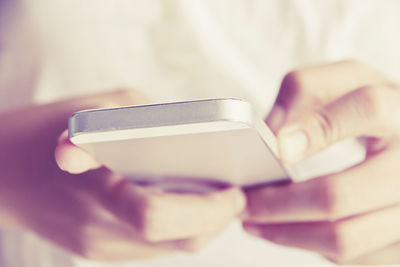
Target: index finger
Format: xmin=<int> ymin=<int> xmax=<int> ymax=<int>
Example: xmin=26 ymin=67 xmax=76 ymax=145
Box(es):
xmin=278 ymin=60 xmax=390 ymax=108
xmin=266 ymin=61 xmax=392 ymax=130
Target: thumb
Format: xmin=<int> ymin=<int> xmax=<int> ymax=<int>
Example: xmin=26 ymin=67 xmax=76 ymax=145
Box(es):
xmin=55 ymin=130 xmax=101 ymax=174
xmin=277 ymin=86 xmax=395 ymax=163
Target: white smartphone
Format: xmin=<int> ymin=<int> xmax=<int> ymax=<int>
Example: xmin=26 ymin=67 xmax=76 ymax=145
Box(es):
xmin=69 ymin=98 xmax=294 ymax=189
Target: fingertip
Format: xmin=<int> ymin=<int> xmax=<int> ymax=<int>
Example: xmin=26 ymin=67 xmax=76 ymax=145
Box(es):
xmin=277 ymin=126 xmax=309 ymax=163
xmin=55 ymin=134 xmax=101 ymax=174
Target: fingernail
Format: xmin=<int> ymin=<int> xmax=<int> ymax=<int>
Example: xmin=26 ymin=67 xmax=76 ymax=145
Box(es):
xmin=278 ymin=128 xmax=308 ymax=162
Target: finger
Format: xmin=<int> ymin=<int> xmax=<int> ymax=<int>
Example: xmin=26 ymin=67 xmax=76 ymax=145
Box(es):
xmin=266 ymin=61 xmax=393 ymax=134
xmin=243 ymin=204 xmax=400 ymax=263
xmin=171 ymin=233 xmax=221 ymax=253
xmin=275 ymin=60 xmax=391 ymax=112
xmin=72 ymin=231 xmax=175 ymax=261
xmin=277 ymin=84 xmax=400 ymax=163
xmin=90 ymin=219 xmax=222 ymax=260
xmin=104 ymin=182 xmax=246 ymax=242
xmin=83 ymin=233 xmax=221 ymax=261
xmin=65 ymin=88 xmax=149 ymax=110
xmin=243 ymin=143 xmax=400 ymax=223
xmin=54 ymin=88 xmax=150 ymax=174
xmin=348 ymin=241 xmax=400 ymax=265
xmin=55 ymin=130 xmax=101 ymax=174
xmin=265 ymin=105 xmax=286 ymax=133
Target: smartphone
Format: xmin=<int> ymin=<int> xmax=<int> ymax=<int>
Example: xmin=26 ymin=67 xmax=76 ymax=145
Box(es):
xmin=69 ymin=98 xmax=293 ymax=189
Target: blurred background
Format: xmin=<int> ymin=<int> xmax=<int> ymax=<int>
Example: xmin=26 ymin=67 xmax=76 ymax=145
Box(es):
xmin=0 ymin=0 xmax=400 ymax=266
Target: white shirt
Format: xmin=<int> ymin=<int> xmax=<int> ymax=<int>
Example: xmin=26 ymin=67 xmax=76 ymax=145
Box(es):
xmin=0 ymin=0 xmax=399 ymax=266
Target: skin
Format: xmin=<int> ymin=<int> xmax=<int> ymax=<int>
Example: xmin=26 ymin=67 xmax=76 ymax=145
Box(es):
xmin=242 ymin=60 xmax=400 ymax=264
xmin=0 ymin=89 xmax=245 ymax=261
xmin=2 ymin=60 xmax=398 ymax=264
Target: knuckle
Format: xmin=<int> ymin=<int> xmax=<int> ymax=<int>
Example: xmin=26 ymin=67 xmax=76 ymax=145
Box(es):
xmin=282 ymin=70 xmax=305 ymax=92
xmin=354 ymin=86 xmax=382 ymax=119
xmin=136 ymin=196 xmax=165 ymax=242
xmin=76 ymin=249 xmax=131 ymax=262
xmin=115 ymin=88 xmax=135 ymax=99
xmin=354 ymin=86 xmax=391 ymax=125
xmin=318 ymin=177 xmax=344 ymax=220
xmin=76 ymin=249 xmax=99 ymax=261
xmin=341 ymin=59 xmax=364 ymax=68
xmin=279 ymin=69 xmax=316 ymax=107
xmin=68 ymin=241 xmax=99 ymax=261
xmin=69 ymin=229 xmax=110 ymax=261
xmin=325 ymin=222 xmax=354 ymax=262
xmin=308 ymin=109 xmax=339 ymax=144
xmin=117 ymin=88 xmax=149 ymax=104
xmin=101 ymin=88 xmax=148 ymax=108
xmin=179 ymin=239 xmax=210 ymax=253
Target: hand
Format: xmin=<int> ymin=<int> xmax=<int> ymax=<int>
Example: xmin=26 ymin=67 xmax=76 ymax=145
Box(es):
xmin=242 ymin=61 xmax=400 ymax=264
xmin=0 ymin=89 xmax=245 ymax=261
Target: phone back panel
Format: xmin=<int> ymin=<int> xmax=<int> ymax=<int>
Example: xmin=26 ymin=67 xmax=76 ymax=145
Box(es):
xmin=74 ymin=123 xmax=288 ymax=187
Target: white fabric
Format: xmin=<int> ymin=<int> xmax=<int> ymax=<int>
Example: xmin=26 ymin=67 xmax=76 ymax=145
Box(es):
xmin=0 ymin=0 xmax=400 ymax=266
